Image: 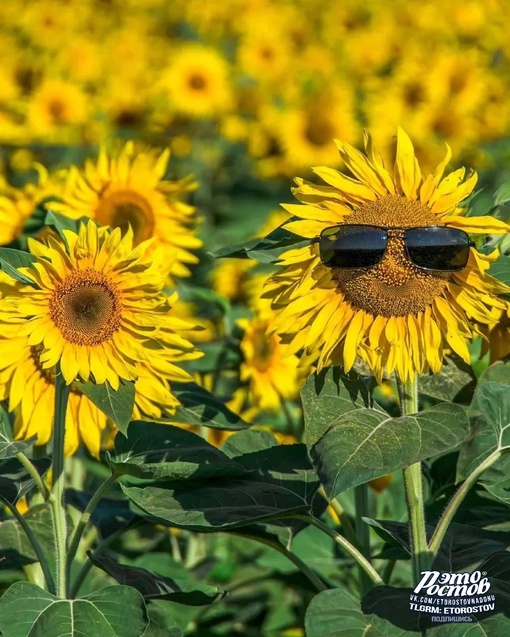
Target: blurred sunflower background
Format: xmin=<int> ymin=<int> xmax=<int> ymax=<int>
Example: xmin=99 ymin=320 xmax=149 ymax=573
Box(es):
xmin=2 ymin=0 xmax=510 ymax=634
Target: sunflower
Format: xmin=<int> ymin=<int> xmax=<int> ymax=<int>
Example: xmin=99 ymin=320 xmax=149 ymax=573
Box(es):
xmin=237 ymin=312 xmax=303 ymax=412
xmin=263 ymin=128 xmax=510 ymax=382
xmin=26 ymin=79 xmax=88 ymax=139
xmin=0 ymin=164 xmax=65 ymax=246
xmin=162 ymin=44 xmax=232 ymax=119
xmin=52 ymin=142 xmax=201 ymax=281
xmin=0 ymin=293 xmax=185 ymax=459
xmin=0 ymin=222 xmax=200 ymax=393
xmin=277 ymin=88 xmax=359 ymax=171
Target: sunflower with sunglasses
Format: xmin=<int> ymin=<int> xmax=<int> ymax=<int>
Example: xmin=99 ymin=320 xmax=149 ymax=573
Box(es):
xmin=263 ymin=128 xmax=510 ymax=382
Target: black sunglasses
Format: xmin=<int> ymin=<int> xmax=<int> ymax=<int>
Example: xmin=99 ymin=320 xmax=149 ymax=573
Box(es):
xmin=311 ymin=224 xmax=475 ymax=271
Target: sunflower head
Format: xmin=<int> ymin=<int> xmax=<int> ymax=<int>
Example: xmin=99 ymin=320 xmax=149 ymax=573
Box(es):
xmin=52 ymin=142 xmax=201 ymax=282
xmin=3 ymin=221 xmax=200 ymax=388
xmin=264 ymin=128 xmax=510 ymax=382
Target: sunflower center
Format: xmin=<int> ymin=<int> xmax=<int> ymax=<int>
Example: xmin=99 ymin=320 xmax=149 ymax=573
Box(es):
xmin=48 ymin=98 xmax=66 ymax=121
xmin=305 ymin=116 xmax=334 ymax=147
xmin=252 ymin=328 xmax=274 ymax=370
xmin=333 ymin=195 xmax=449 ymax=317
xmin=189 ymin=73 xmax=207 ymax=90
xmin=50 ymin=269 xmax=122 ymax=346
xmin=95 ymin=189 xmax=154 ymax=244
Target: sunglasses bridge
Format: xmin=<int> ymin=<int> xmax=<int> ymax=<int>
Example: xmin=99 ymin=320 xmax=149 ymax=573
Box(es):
xmin=311 ymin=224 xmax=475 ymax=272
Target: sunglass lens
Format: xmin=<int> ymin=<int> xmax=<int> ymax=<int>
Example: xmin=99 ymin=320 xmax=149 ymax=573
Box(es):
xmin=320 ymin=225 xmax=387 ymax=268
xmin=405 ymin=227 xmax=470 ymax=271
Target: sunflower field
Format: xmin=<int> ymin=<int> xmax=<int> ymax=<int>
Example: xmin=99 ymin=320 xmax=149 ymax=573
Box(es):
xmin=2 ymin=1 xmax=510 ymax=636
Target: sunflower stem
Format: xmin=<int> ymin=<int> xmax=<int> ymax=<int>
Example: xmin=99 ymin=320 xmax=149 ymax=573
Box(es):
xmin=398 ymin=374 xmax=432 ymax=584
xmin=67 ymin=473 xmax=118 ymax=585
xmin=0 ymin=494 xmax=55 ymax=594
xmin=429 ymin=448 xmax=502 ymax=557
xmin=354 ymin=483 xmax=372 ymax=595
xmin=49 ymin=364 xmax=71 ymax=599
xmin=16 ymin=452 xmax=50 ymax=501
xmin=298 ymin=515 xmax=383 ymax=586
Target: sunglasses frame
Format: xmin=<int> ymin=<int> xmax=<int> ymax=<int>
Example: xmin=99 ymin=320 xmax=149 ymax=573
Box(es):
xmin=311 ymin=224 xmax=476 ymax=272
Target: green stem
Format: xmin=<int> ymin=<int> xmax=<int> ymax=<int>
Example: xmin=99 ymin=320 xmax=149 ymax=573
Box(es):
xmin=235 ymin=530 xmax=327 ymax=592
xmin=48 ymin=364 xmax=71 ymax=599
xmin=429 ymin=449 xmax=502 ymax=556
xmin=66 ymin=474 xmax=118 ymax=584
xmin=398 ymin=375 xmax=432 ymax=584
xmin=318 ymin=487 xmax=358 ymax=547
xmin=382 ymin=558 xmax=396 ymax=585
xmin=355 ymin=483 xmax=372 ymax=594
xmin=0 ymin=494 xmax=55 ymax=594
xmin=70 ymin=522 xmax=142 ymax=598
xmin=298 ymin=515 xmax=383 ymax=586
xmin=16 ymin=452 xmax=50 ymax=501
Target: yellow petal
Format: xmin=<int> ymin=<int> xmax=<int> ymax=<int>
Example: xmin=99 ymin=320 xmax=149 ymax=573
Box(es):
xmin=394 ymin=128 xmax=421 ymax=199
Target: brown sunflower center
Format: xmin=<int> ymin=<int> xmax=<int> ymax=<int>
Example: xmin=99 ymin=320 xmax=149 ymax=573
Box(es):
xmin=48 ymin=98 xmax=66 ymax=121
xmin=305 ymin=116 xmax=334 ymax=147
xmin=50 ymin=269 xmax=122 ymax=346
xmin=333 ymin=195 xmax=450 ymax=317
xmin=252 ymin=328 xmax=274 ymax=370
xmin=189 ymin=73 xmax=207 ymax=90
xmin=95 ymin=189 xmax=154 ymax=244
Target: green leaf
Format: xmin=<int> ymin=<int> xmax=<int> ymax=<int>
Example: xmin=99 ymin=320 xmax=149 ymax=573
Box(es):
xmin=88 ymin=552 xmax=225 ymax=604
xmin=122 ymin=479 xmax=311 ymax=531
xmin=220 ymin=428 xmax=279 ymax=457
xmin=429 ymin=617 xmax=510 ymax=636
xmin=211 ymin=223 xmax=308 ymax=264
xmin=488 ymin=254 xmax=510 ymax=287
xmin=311 ymin=402 xmax=469 ymax=498
xmin=477 ymin=361 xmax=510 ymax=388
xmin=494 ymin=182 xmax=510 ymax=207
xmin=0 ymin=504 xmax=59 ymax=569
xmin=301 ymin=367 xmax=371 ymax=448
xmin=75 ymin=379 xmax=135 ymax=435
xmin=108 ymin=421 xmax=245 ymax=480
xmin=0 ymin=408 xmax=37 ymax=459
xmin=305 ymin=587 xmax=415 ymax=637
xmin=0 ymin=582 xmax=148 ymax=637
xmin=122 ymin=443 xmax=319 ymax=531
xmin=0 ymin=248 xmax=37 ymax=286
xmin=44 ymin=209 xmax=81 ymax=240
xmin=458 ymin=382 xmax=510 ymax=502
xmin=419 ymin=357 xmax=475 ymax=404
xmin=171 ymin=381 xmax=250 ymax=430
xmin=0 ymin=457 xmax=50 ymax=504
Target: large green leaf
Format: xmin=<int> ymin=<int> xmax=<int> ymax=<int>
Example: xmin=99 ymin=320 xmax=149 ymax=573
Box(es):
xmin=311 ymin=403 xmax=469 ymax=498
xmin=0 ymin=248 xmax=37 ymax=286
xmin=419 ymin=357 xmax=475 ymax=404
xmin=170 ymin=381 xmax=250 ymax=430
xmin=429 ymin=617 xmax=510 ymax=636
xmin=301 ymin=367 xmax=371 ymax=447
xmin=122 ymin=443 xmax=319 ymax=531
xmin=0 ymin=504 xmax=56 ymax=569
xmin=488 ymin=254 xmax=510 ymax=287
xmin=108 ymin=421 xmax=245 ymax=481
xmin=211 ymin=222 xmax=307 ymax=264
xmin=75 ymin=379 xmax=135 ymax=435
xmin=305 ymin=587 xmax=415 ymax=637
xmin=458 ymin=382 xmax=510 ymax=502
xmin=123 ymin=479 xmax=310 ymax=530
xmin=0 ymin=583 xmax=148 ymax=637
xmin=0 ymin=408 xmax=37 ymax=459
